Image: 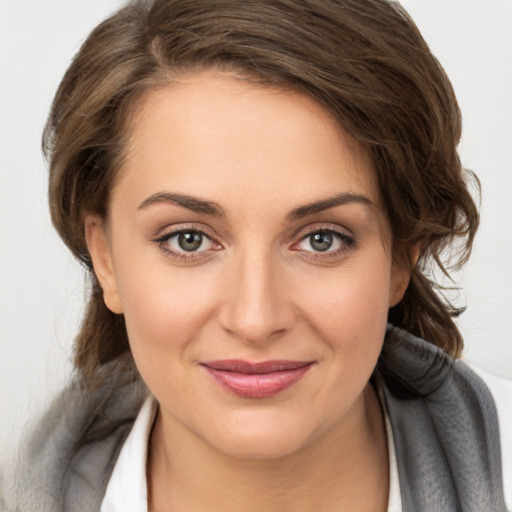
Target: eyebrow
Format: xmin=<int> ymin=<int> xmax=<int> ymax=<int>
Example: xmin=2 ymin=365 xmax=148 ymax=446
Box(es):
xmin=137 ymin=190 xmax=374 ymax=219
xmin=286 ymin=192 xmax=374 ymax=221
xmin=137 ymin=192 xmax=225 ymax=216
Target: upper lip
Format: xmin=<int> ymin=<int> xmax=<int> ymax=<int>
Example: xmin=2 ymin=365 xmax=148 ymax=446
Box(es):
xmin=200 ymin=359 xmax=314 ymax=374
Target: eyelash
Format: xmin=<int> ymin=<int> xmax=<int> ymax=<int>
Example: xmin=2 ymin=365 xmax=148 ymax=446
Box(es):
xmin=154 ymin=225 xmax=222 ymax=262
xmin=153 ymin=225 xmax=356 ymax=263
xmin=291 ymin=227 xmax=356 ymax=260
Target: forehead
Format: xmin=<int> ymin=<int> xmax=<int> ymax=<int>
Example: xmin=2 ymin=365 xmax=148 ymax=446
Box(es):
xmin=116 ymin=71 xmax=382 ymax=217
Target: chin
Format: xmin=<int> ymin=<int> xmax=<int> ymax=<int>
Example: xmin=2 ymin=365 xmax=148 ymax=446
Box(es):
xmin=200 ymin=412 xmax=320 ymax=460
xmin=212 ymin=432 xmax=309 ymax=461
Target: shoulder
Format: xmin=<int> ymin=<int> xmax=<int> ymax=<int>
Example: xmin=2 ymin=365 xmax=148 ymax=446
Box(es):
xmin=466 ymin=363 xmax=512 ymax=509
xmin=2 ymin=375 xmax=148 ymax=512
xmin=379 ymin=326 xmax=509 ymax=510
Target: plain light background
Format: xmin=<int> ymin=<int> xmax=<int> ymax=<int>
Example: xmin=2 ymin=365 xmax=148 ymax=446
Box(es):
xmin=1 ymin=0 xmax=511 ymax=450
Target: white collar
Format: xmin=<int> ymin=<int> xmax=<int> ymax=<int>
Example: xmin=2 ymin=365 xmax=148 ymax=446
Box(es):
xmin=100 ymin=395 xmax=157 ymax=512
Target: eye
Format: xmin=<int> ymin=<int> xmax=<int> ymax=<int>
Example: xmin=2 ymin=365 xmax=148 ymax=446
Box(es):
xmin=174 ymin=231 xmax=208 ymax=252
xmin=292 ymin=228 xmax=356 ymax=257
xmin=303 ymin=231 xmax=338 ymax=252
xmin=155 ymin=228 xmax=221 ymax=260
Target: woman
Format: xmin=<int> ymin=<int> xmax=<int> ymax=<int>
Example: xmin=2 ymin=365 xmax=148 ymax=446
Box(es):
xmin=2 ymin=0 xmax=510 ymax=510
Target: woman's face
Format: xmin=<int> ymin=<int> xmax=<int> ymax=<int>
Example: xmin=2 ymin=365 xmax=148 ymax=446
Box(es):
xmin=87 ymin=71 xmax=409 ymax=459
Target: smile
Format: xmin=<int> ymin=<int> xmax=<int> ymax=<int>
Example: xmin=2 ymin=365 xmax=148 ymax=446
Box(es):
xmin=200 ymin=360 xmax=314 ymax=398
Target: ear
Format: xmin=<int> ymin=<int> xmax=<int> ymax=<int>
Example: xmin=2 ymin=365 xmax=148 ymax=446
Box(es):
xmin=388 ymin=243 xmax=420 ymax=307
xmin=84 ymin=215 xmax=123 ymax=314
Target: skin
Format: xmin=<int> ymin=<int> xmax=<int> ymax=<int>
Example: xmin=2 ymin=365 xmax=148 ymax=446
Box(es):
xmin=86 ymin=71 xmax=411 ymax=511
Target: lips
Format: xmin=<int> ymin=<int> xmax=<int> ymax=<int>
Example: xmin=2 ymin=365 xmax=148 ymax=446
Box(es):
xmin=200 ymin=359 xmax=314 ymax=398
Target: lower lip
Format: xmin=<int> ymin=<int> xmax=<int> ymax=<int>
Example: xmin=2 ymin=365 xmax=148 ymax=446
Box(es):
xmin=202 ymin=364 xmax=313 ymax=398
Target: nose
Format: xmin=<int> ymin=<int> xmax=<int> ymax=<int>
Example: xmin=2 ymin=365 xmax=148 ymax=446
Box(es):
xmin=218 ymin=249 xmax=295 ymax=345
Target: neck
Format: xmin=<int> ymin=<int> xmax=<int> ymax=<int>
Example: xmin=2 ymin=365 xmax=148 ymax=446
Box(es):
xmin=148 ymin=383 xmax=389 ymax=512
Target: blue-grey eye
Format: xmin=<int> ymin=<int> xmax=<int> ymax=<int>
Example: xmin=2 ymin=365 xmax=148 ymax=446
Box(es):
xmin=156 ymin=227 xmax=220 ymax=259
xmin=296 ymin=230 xmax=347 ymax=253
xmin=178 ymin=231 xmax=203 ymax=251
xmin=310 ymin=232 xmax=333 ymax=252
xmin=161 ymin=230 xmax=215 ymax=254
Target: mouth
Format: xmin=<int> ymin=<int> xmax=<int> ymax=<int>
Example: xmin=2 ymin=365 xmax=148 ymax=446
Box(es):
xmin=200 ymin=359 xmax=314 ymax=398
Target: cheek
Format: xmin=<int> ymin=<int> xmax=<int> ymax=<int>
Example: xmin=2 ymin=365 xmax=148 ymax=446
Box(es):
xmin=296 ymin=251 xmax=392 ymax=366
xmin=113 ymin=254 xmax=220 ymax=375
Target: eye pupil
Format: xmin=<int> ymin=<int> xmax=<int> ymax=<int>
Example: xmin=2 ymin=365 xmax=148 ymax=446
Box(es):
xmin=178 ymin=231 xmax=203 ymax=251
xmin=310 ymin=232 xmax=333 ymax=251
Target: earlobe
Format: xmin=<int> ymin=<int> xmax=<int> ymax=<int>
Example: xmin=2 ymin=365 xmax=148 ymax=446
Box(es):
xmin=84 ymin=215 xmax=123 ymax=314
xmin=389 ymin=244 xmax=420 ymax=307
xmin=389 ymin=265 xmax=410 ymax=307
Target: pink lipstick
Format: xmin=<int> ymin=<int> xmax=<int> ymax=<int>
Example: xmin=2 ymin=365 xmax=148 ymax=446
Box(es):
xmin=200 ymin=360 xmax=313 ymax=398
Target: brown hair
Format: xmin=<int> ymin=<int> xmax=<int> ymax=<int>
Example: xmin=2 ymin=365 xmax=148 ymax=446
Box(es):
xmin=44 ymin=0 xmax=479 ymax=386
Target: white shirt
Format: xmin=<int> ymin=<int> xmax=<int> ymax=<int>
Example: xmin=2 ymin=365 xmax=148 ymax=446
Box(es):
xmin=101 ymin=365 xmax=512 ymax=512
xmin=100 ymin=397 xmax=157 ymax=512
